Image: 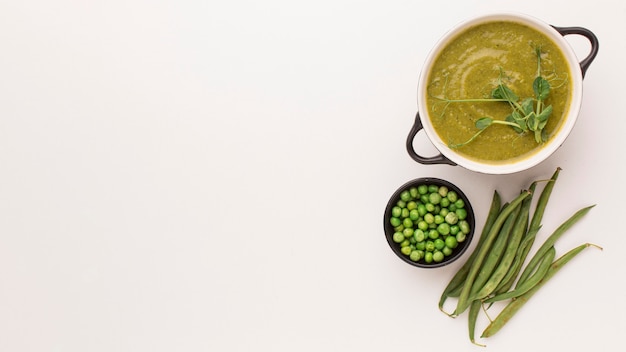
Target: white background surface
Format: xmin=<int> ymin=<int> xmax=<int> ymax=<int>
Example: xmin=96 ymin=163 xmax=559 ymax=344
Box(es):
xmin=0 ymin=1 xmax=623 ymax=351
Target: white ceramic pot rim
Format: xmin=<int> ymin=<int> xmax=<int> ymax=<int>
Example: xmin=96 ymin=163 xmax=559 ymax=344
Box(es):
xmin=414 ymin=12 xmax=596 ymax=174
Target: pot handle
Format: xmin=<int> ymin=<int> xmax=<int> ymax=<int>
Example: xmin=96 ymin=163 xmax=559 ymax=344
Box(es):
xmin=406 ymin=112 xmax=457 ymax=166
xmin=552 ymin=25 xmax=599 ymax=78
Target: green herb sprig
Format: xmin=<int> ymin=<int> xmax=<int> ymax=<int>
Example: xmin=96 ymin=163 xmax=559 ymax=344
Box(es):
xmin=437 ymin=46 xmax=554 ymax=149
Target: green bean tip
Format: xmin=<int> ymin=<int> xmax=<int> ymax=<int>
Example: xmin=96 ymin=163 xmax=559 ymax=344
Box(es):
xmin=471 ymin=340 xmax=486 ymax=347
xmin=439 ymin=306 xmax=456 ymax=317
xmin=586 ymin=243 xmax=603 ymax=251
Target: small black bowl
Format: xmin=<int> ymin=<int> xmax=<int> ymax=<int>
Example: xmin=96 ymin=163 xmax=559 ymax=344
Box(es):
xmin=384 ymin=177 xmax=475 ymax=268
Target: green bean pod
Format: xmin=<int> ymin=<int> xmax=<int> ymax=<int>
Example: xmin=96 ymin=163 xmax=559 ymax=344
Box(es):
xmin=511 ymin=168 xmax=561 ymax=283
xmin=484 ymin=246 xmax=556 ymax=303
xmin=454 ymin=191 xmax=531 ymax=316
xmin=481 ymin=242 xmax=602 ymax=338
xmin=438 ymin=191 xmax=502 ymax=315
xmin=516 ymin=204 xmax=595 ymax=288
xmin=473 ymin=191 xmax=532 ymax=300
xmin=469 ymin=204 xmax=521 ymax=300
xmin=492 ymin=230 xmax=536 ymax=295
xmin=528 ymin=167 xmax=561 ymax=233
xmin=468 ymin=300 xmax=485 ymax=347
xmin=445 ymin=280 xmax=464 ymax=298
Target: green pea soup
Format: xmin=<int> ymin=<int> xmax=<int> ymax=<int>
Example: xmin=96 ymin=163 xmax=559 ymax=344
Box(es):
xmin=425 ymin=21 xmax=572 ymax=163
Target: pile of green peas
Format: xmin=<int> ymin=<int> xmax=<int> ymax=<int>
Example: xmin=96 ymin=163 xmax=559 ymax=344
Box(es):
xmin=389 ymin=183 xmax=471 ymax=264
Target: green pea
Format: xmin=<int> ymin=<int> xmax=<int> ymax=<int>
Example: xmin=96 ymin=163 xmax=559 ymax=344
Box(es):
xmin=440 ymin=197 xmax=450 ymax=208
xmin=445 ymin=212 xmax=459 ymax=225
xmin=425 ymin=240 xmax=435 ymax=252
xmin=418 ymin=184 xmax=428 ymax=195
xmin=429 ymin=192 xmax=442 ymax=205
xmin=414 ymin=229 xmax=425 ymax=242
xmin=403 ymin=218 xmax=413 ymax=228
xmin=391 ymin=206 xmax=402 ymax=218
xmin=400 ymin=190 xmax=412 ymax=202
xmin=459 ymin=220 xmax=470 ymax=234
xmin=403 ymin=228 xmax=414 ymax=238
xmin=456 ymin=232 xmax=467 ymax=243
xmin=401 ymin=208 xmax=409 ymax=218
xmin=450 ymin=225 xmax=460 ymax=235
xmin=407 ymin=201 xmax=417 ymax=210
xmin=400 ymin=239 xmax=410 ymax=248
xmin=409 ymin=187 xmax=419 ymax=198
xmin=397 ymin=200 xmax=406 ymax=208
xmin=455 ymin=199 xmax=465 ymax=209
xmin=425 ymin=203 xmax=435 ymax=212
xmin=415 ymin=241 xmax=426 ymax=251
xmin=437 ymin=223 xmax=450 ymax=236
xmin=417 ymin=220 xmax=429 ymax=231
xmin=390 ymin=217 xmax=401 ymax=227
xmin=445 ymin=235 xmax=458 ymax=249
xmin=433 ymin=250 xmax=444 ymax=262
xmin=434 ymin=214 xmax=444 ymax=224
xmin=447 ymin=191 xmax=458 ymax=203
xmin=442 ymin=246 xmax=453 ymax=256
xmin=439 ymin=208 xmax=449 ymax=217
xmin=394 ymin=224 xmax=404 ymax=232
xmin=401 ymin=246 xmax=412 ymax=255
xmin=438 ymin=186 xmax=448 ymax=197
xmin=424 ymin=213 xmax=435 ymax=224
xmin=428 ymin=229 xmax=439 ymax=240
xmin=417 ymin=204 xmax=427 ymax=216
xmin=424 ymin=251 xmax=434 ymax=263
xmin=409 ymin=250 xmax=422 ymax=262
xmin=409 ymin=209 xmax=420 ymax=221
xmin=393 ymin=232 xmax=405 ymax=243
xmin=456 ymin=208 xmax=468 ymax=220
xmin=449 ymin=204 xmax=457 ymax=212
xmin=434 ymin=238 xmax=445 ymax=250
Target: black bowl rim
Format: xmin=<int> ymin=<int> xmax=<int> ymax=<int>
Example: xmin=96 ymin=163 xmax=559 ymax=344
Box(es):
xmin=383 ymin=177 xmax=475 ymax=268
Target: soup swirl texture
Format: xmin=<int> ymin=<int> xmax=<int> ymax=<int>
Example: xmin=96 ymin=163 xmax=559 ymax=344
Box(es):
xmin=426 ymin=21 xmax=572 ymax=163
